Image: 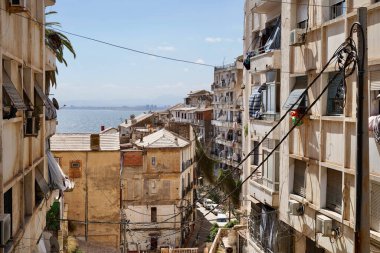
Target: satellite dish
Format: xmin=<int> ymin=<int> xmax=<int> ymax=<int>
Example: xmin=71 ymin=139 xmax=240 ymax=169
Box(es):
xmin=52 ymin=98 xmax=60 ymax=110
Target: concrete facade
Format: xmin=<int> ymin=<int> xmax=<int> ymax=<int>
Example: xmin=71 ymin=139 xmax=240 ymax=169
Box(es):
xmin=243 ymin=0 xmax=380 ymax=252
xmin=0 ymin=1 xmax=63 ymax=252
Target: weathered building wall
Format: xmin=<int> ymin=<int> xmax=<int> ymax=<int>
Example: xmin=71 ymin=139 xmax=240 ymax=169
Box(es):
xmin=53 ymin=150 xmax=121 ymax=248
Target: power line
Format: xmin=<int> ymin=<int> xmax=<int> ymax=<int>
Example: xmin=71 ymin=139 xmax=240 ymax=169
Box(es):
xmin=0 ymin=7 xmax=215 ymax=68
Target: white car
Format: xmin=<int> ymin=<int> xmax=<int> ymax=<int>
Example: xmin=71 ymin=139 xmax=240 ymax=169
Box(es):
xmin=203 ymin=198 xmax=213 ymax=209
xmin=215 ymin=213 xmax=228 ymax=227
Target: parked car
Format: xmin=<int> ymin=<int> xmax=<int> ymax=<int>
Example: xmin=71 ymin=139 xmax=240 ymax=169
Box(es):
xmin=211 ymin=207 xmax=222 ymax=215
xmin=215 ymin=213 xmax=228 ymax=227
xmin=208 ymin=203 xmax=218 ymax=211
xmin=203 ymin=198 xmax=213 ymax=209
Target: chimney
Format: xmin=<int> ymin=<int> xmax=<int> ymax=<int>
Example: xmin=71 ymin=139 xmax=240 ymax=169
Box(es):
xmin=100 ymin=125 xmax=105 ymax=131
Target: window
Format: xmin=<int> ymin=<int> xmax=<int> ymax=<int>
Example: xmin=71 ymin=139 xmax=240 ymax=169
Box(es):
xmin=70 ymin=161 xmax=81 ymax=169
xmin=69 ymin=160 xmax=82 ymax=178
xmin=150 ymin=236 xmax=158 ymax=250
xmin=262 ymin=150 xmax=279 ymax=191
xmin=371 ymin=182 xmax=380 ymax=232
xmin=251 ymin=141 xmax=260 ymax=166
xmin=330 ymin=0 xmax=346 ymax=20
xmin=293 ymin=160 xmax=307 ymax=197
xmin=297 ymin=20 xmax=308 ymax=29
xmin=2 ymin=68 xmax=27 ymax=119
xmin=151 ymin=207 xmax=157 ymax=222
xmin=326 ymin=72 xmax=345 ymax=115
xmin=262 ymin=71 xmax=280 ymax=119
xmin=151 ymin=157 xmax=156 ymax=166
xmin=326 ymin=169 xmax=342 ymax=214
xmin=283 ymin=76 xmax=308 ymax=112
xmin=4 ymin=188 xmax=12 ymax=239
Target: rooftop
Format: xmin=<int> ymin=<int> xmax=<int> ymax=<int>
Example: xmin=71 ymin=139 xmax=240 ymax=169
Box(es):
xmin=134 ymin=129 xmax=189 ymax=148
xmin=119 ymin=113 xmax=154 ymax=128
xmin=50 ymin=133 xmax=120 ymax=151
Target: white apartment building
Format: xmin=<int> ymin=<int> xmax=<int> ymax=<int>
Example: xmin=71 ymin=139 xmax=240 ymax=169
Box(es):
xmin=211 ymin=61 xmax=244 ymax=178
xmin=243 ymin=0 xmax=380 ymax=252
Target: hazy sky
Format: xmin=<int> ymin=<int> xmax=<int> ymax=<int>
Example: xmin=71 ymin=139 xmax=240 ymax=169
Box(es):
xmin=48 ymin=1 xmax=244 ymax=106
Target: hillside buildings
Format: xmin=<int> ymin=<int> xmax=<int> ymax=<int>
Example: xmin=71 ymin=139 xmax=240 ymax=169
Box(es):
xmin=242 ymin=0 xmax=380 ymax=252
xmin=0 ymin=0 xmax=71 ymax=252
xmin=51 ymin=132 xmax=121 ymax=249
xmin=211 ymin=61 xmax=244 ymax=178
xmin=169 ymin=90 xmax=213 ymax=146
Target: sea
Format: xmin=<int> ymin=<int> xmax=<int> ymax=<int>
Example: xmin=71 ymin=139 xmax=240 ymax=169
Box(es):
xmin=56 ymin=109 xmax=147 ymax=133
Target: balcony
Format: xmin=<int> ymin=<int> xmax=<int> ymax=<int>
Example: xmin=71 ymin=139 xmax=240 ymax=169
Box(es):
xmin=249 ymin=178 xmax=279 ymax=207
xmin=45 ymin=47 xmax=56 ymax=71
xmin=252 ymin=0 xmax=281 ymax=14
xmin=45 ymin=118 xmax=57 ymax=138
xmin=250 ymin=50 xmax=281 ymax=73
xmin=250 ymin=120 xmax=280 ymax=139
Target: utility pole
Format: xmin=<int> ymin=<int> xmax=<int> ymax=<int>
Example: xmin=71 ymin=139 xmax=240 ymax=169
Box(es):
xmin=355 ymin=7 xmax=370 ymax=253
xmin=228 ymin=199 xmax=231 ymax=222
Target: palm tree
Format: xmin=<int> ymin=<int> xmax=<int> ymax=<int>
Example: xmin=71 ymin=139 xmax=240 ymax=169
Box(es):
xmin=45 ymin=11 xmax=76 ymax=88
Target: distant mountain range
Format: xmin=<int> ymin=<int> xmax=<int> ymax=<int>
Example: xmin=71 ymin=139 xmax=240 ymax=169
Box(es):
xmin=62 ymin=105 xmax=171 ymax=111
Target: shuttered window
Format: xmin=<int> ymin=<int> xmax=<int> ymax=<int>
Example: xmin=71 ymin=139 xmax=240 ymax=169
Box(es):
xmin=370 ymin=71 xmax=380 ymax=91
xmin=35 ymin=169 xmax=50 ymax=197
xmin=283 ymin=76 xmax=308 ymax=110
xmin=327 ymin=72 xmax=344 ymax=115
xmin=326 ymin=169 xmax=342 ymax=214
xmin=2 ymin=69 xmax=27 ymax=110
xmin=371 ymin=182 xmax=380 ymax=232
xmin=34 ymin=82 xmax=48 ymax=105
xmin=293 ymin=160 xmax=306 ymax=197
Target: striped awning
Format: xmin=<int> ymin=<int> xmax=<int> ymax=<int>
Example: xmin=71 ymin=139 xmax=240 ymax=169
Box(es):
xmin=2 ymin=69 xmax=27 ymax=110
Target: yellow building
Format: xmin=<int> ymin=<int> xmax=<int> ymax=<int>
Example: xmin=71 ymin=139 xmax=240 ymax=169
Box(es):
xmin=121 ymin=128 xmax=196 ymax=252
xmin=51 ymin=132 xmax=121 ymax=249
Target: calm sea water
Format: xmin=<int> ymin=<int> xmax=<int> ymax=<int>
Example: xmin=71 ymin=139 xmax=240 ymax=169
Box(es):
xmin=56 ymin=109 xmax=146 ymax=133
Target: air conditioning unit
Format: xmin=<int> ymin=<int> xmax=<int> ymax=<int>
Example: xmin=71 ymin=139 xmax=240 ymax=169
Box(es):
xmin=288 ymin=199 xmax=304 ymax=215
xmin=316 ymin=214 xmax=333 ymax=236
xmin=290 ymin=28 xmax=306 ymax=46
xmin=0 ymin=214 xmax=11 ymax=246
xmin=8 ymin=0 xmax=27 ymax=12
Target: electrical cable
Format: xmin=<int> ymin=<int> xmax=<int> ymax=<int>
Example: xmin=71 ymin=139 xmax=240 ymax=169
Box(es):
xmin=0 ymin=7 xmax=215 ymax=68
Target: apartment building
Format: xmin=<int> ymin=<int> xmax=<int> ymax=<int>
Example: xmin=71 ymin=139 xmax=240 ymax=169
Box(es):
xmin=211 ymin=61 xmax=244 ymax=179
xmin=243 ymin=0 xmax=380 ymax=252
xmin=51 ymin=132 xmax=121 ymax=249
xmin=121 ymin=129 xmax=196 ymax=252
xmin=0 ymin=1 xmax=71 ymax=252
xmin=169 ymin=90 xmax=213 ymax=146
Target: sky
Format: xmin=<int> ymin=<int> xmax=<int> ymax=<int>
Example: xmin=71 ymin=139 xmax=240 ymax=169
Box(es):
xmin=48 ymin=0 xmax=244 ymax=106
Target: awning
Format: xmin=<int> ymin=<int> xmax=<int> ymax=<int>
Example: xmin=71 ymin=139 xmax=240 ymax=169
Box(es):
xmin=34 ymin=82 xmax=49 ymax=106
xmin=35 ymin=168 xmax=50 ymax=197
xmin=2 ymin=69 xmax=27 ymax=110
xmin=282 ymin=89 xmax=307 ymax=110
xmin=47 ymin=151 xmax=74 ymax=192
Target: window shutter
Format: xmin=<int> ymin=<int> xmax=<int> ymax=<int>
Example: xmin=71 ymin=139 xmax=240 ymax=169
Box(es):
xmin=370 ymin=71 xmax=380 ymax=91
xmin=371 ymin=182 xmax=380 ymax=232
xmin=326 ymin=169 xmax=342 ymax=214
xmin=34 ymin=82 xmax=48 ymax=105
xmin=293 ymin=160 xmax=306 ymax=197
xmin=35 ymin=169 xmax=50 ymax=197
xmin=2 ymin=69 xmax=27 ymax=110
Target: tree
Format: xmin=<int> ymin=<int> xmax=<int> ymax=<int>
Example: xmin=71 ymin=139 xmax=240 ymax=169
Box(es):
xmin=45 ymin=11 xmax=76 ymax=88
